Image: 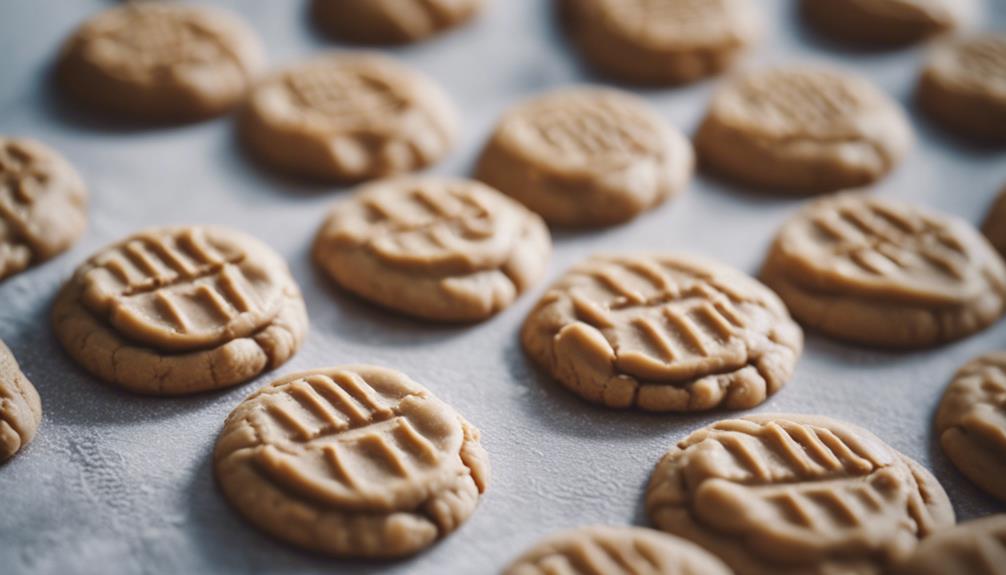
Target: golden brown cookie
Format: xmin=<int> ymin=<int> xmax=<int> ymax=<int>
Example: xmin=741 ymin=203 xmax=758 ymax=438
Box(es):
xmin=214 ymin=365 xmax=489 ymax=558
xmin=894 ymin=515 xmax=1006 ymax=575
xmin=803 ymin=0 xmax=974 ymax=46
xmin=241 ymin=53 xmax=457 ymax=183
xmin=312 ymin=0 xmax=487 ymax=45
xmin=646 ymin=414 xmax=955 ymax=575
xmin=521 ymin=254 xmax=803 ymax=411
xmin=51 ymin=226 xmax=307 ymax=395
xmin=935 ymin=352 xmax=1006 ymax=502
xmin=0 ymin=341 xmax=42 ymax=463
xmin=475 ymin=88 xmax=693 ymax=227
xmin=503 ymin=525 xmax=734 ymax=575
xmin=761 ymin=192 xmax=1006 ymax=348
xmin=695 ymin=66 xmax=912 ymax=193
xmin=313 ymin=177 xmax=550 ymax=322
xmin=918 ymin=34 xmax=1006 ymax=144
xmin=562 ymin=0 xmax=761 ymax=85
xmin=984 ymin=186 xmax=1006 ymax=257
xmin=57 ymin=3 xmax=265 ymax=122
xmin=0 ymin=138 xmax=87 ymax=281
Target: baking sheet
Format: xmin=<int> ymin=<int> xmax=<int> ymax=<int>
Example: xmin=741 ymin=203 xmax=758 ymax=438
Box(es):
xmin=2 ymin=1 xmax=1006 ymax=573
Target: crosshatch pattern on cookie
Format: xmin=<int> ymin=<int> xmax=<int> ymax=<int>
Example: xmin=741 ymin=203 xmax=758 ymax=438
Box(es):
xmin=285 ymin=63 xmax=409 ymax=126
xmin=728 ymin=71 xmax=868 ymax=137
xmin=0 ymin=141 xmax=48 ymax=253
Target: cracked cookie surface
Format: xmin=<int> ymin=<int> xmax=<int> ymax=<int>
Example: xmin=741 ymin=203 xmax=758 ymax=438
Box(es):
xmin=563 ymin=0 xmax=761 ymax=85
xmin=521 ymin=254 xmax=802 ymax=411
xmin=213 ymin=365 xmax=489 ymax=558
xmin=0 ymin=138 xmax=87 ymax=281
xmin=58 ymin=3 xmax=265 ymax=122
xmin=476 ymin=87 xmax=693 ymax=227
xmin=761 ymin=192 xmax=1006 ymax=348
xmin=503 ymin=525 xmax=733 ymax=575
xmin=695 ymin=66 xmax=912 ymax=192
xmin=0 ymin=341 xmax=42 ymax=463
xmin=313 ymin=177 xmax=550 ymax=322
xmin=241 ymin=53 xmax=457 ymax=183
xmin=803 ymin=0 xmax=974 ymax=46
xmin=312 ymin=0 xmax=486 ymax=45
xmin=51 ymin=226 xmax=307 ymax=395
xmin=645 ymin=414 xmax=954 ymax=575
xmin=935 ymin=352 xmax=1006 ymax=502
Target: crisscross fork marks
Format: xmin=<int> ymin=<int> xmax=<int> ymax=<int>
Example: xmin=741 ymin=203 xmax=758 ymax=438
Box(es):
xmin=956 ymin=38 xmax=1006 ymax=79
xmin=0 ymin=141 xmax=48 ymax=213
xmin=287 ymin=66 xmax=407 ymax=119
xmin=560 ymin=536 xmax=662 ymax=574
xmin=624 ymin=0 xmax=724 ymax=30
xmin=98 ymin=13 xmax=231 ymax=71
xmin=531 ymin=100 xmax=653 ymax=159
xmin=363 ymin=183 xmax=494 ymax=240
xmin=746 ymin=73 xmax=862 ymax=130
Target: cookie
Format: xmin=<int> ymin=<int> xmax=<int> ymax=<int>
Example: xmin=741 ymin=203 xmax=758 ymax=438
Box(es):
xmin=51 ymin=226 xmax=307 ymax=395
xmin=57 ymin=3 xmax=265 ymax=122
xmin=803 ymin=0 xmax=974 ymax=46
xmin=894 ymin=515 xmax=1006 ymax=575
xmin=241 ymin=53 xmax=457 ymax=183
xmin=935 ymin=352 xmax=1006 ymax=502
xmin=214 ymin=365 xmax=489 ymax=558
xmin=313 ymin=177 xmax=550 ymax=322
xmin=761 ymin=192 xmax=1006 ymax=348
xmin=646 ymin=414 xmax=955 ymax=575
xmin=0 ymin=341 xmax=42 ymax=463
xmin=562 ymin=0 xmax=761 ymax=85
xmin=918 ymin=34 xmax=1006 ymax=144
xmin=521 ymin=254 xmax=803 ymax=411
xmin=1 ymin=138 xmax=87 ymax=281
xmin=312 ymin=0 xmax=486 ymax=45
xmin=503 ymin=525 xmax=733 ymax=575
xmin=695 ymin=66 xmax=912 ymax=193
xmin=983 ymin=185 xmax=1006 ymax=257
xmin=475 ymin=88 xmax=693 ymax=227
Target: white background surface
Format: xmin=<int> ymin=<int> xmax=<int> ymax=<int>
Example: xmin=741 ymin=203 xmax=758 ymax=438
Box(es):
xmin=1 ymin=1 xmax=1005 ymax=573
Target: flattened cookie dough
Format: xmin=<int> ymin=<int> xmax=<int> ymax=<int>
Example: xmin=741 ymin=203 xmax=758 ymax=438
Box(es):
xmin=0 ymin=341 xmax=42 ymax=462
xmin=895 ymin=515 xmax=1006 ymax=575
xmin=241 ymin=53 xmax=457 ymax=183
xmin=1 ymin=138 xmax=87 ymax=281
xmin=503 ymin=525 xmax=733 ymax=575
xmin=312 ymin=0 xmax=486 ymax=45
xmin=476 ymin=88 xmax=693 ymax=227
xmin=51 ymin=226 xmax=307 ymax=395
xmin=313 ymin=177 xmax=550 ymax=322
xmin=563 ymin=0 xmax=761 ymax=85
xmin=803 ymin=0 xmax=975 ymax=46
xmin=646 ymin=414 xmax=955 ymax=575
xmin=761 ymin=192 xmax=1006 ymax=348
xmin=214 ymin=365 xmax=489 ymax=558
xmin=521 ymin=254 xmax=803 ymax=411
xmin=983 ymin=186 xmax=1006 ymax=257
xmin=58 ymin=3 xmax=265 ymax=122
xmin=935 ymin=352 xmax=1006 ymax=502
xmin=695 ymin=66 xmax=912 ymax=193
xmin=918 ymin=34 xmax=1006 ymax=144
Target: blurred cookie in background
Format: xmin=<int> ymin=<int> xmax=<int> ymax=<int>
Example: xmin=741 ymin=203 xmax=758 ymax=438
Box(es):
xmin=312 ymin=0 xmax=487 ymax=45
xmin=0 ymin=341 xmax=42 ymax=463
xmin=802 ymin=0 xmax=975 ymax=47
xmin=983 ymin=185 xmax=1006 ymax=256
xmin=894 ymin=515 xmax=1006 ymax=575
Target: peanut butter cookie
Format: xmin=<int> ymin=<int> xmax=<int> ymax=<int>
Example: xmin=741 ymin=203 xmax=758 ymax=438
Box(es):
xmin=214 ymin=365 xmax=489 ymax=558
xmin=895 ymin=515 xmax=1006 ymax=575
xmin=0 ymin=341 xmax=42 ymax=463
xmin=312 ymin=0 xmax=487 ymax=45
xmin=52 ymin=226 xmax=307 ymax=395
xmin=803 ymin=0 xmax=974 ymax=46
xmin=984 ymin=185 xmax=1006 ymax=256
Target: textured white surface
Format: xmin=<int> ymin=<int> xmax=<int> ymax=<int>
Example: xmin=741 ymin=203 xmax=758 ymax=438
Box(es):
xmin=1 ymin=1 xmax=1005 ymax=574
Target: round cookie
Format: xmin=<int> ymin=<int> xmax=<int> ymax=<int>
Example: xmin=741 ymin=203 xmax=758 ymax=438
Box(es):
xmin=935 ymin=352 xmax=1006 ymax=502
xmin=313 ymin=177 xmax=550 ymax=322
xmin=521 ymin=253 xmax=803 ymax=411
xmin=51 ymin=226 xmax=307 ymax=395
xmin=646 ymin=414 xmax=955 ymax=575
xmin=312 ymin=0 xmax=486 ymax=45
xmin=1 ymin=138 xmax=87 ymax=281
xmin=475 ymin=88 xmax=693 ymax=227
xmin=57 ymin=3 xmax=265 ymax=122
xmin=214 ymin=365 xmax=489 ymax=558
xmin=241 ymin=53 xmax=457 ymax=183
xmin=695 ymin=66 xmax=912 ymax=193
xmin=562 ymin=0 xmax=761 ymax=85
xmin=983 ymin=185 xmax=1006 ymax=257
xmin=803 ymin=0 xmax=974 ymax=46
xmin=761 ymin=192 xmax=1006 ymax=348
xmin=894 ymin=515 xmax=1006 ymax=575
xmin=918 ymin=34 xmax=1006 ymax=144
xmin=0 ymin=341 xmax=42 ymax=463
xmin=503 ymin=525 xmax=733 ymax=575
